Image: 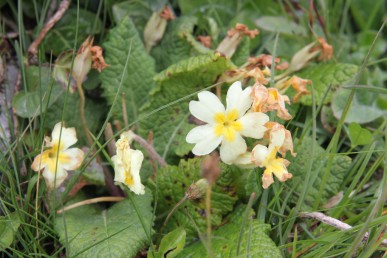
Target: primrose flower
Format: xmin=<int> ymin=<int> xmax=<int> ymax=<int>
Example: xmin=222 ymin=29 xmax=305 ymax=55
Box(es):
xmin=251 ymin=84 xmax=292 ymax=120
xmin=186 ymin=81 xmax=269 ymax=164
xmin=252 ymin=130 xmax=292 ymax=189
xmin=111 ymin=131 xmax=145 ymax=195
xmin=264 ymin=122 xmax=296 ymax=157
xmin=31 ymin=122 xmax=84 ymax=189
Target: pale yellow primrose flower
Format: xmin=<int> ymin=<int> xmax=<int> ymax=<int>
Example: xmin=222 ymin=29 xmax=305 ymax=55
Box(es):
xmin=112 ymin=131 xmax=145 ymax=195
xmin=252 ymin=129 xmax=292 ymax=189
xmin=31 ymin=122 xmax=84 ymax=189
xmin=186 ymin=81 xmax=269 ymax=164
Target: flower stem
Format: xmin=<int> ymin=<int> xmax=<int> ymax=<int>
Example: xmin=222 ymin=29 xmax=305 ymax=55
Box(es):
xmin=205 ymin=184 xmax=214 ymax=257
xmin=56 ymin=196 xmax=124 ymax=214
xmin=132 ymin=133 xmax=167 ymax=167
xmin=77 ymin=81 xmax=93 ymax=146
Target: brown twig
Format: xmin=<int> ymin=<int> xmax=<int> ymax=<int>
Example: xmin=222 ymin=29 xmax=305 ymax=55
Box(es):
xmin=104 ymin=122 xmax=116 ymax=156
xmin=132 ymin=133 xmax=167 ymax=167
xmin=300 ymin=212 xmax=387 ymax=247
xmin=28 ymin=0 xmax=70 ymax=59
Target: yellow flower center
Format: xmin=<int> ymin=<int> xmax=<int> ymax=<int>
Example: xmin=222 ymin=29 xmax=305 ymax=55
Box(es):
xmin=263 ymin=147 xmax=286 ymax=177
xmin=41 ymin=142 xmax=70 ymax=173
xmin=125 ymin=171 xmax=134 ymax=187
xmin=214 ymin=109 xmax=243 ymax=142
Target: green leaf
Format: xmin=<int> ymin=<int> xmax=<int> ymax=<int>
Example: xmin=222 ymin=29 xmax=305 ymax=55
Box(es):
xmin=12 ymin=66 xmax=63 ymax=118
xmin=177 ymin=0 xmax=237 ymax=27
xmin=295 ymin=63 xmax=358 ymax=106
xmin=44 ymin=93 xmax=105 ymax=145
xmin=231 ymin=37 xmax=250 ymax=66
xmin=139 ymin=52 xmax=234 ymax=158
xmin=151 ymin=16 xmax=198 ymax=72
xmin=100 ymin=16 xmax=156 ymax=123
xmin=55 ymin=192 xmax=153 ymax=257
xmin=347 ymin=123 xmax=372 ymax=148
xmin=287 ymin=137 xmax=352 ymax=209
xmin=256 ymin=16 xmax=306 ymax=36
xmin=151 ymin=228 xmax=186 ymax=258
xmin=331 ymin=87 xmax=385 ymax=124
xmin=43 ymin=9 xmax=102 ymax=55
xmin=179 ymin=206 xmax=281 ymax=257
xmin=0 ymin=213 xmax=20 ymax=251
xmin=112 ymin=1 xmax=152 ymax=32
xmin=235 ymin=169 xmax=262 ymax=202
xmin=150 ymin=159 xmax=238 ymax=240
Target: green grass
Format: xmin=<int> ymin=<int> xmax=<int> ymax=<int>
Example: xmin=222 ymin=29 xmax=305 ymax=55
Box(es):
xmin=0 ymin=0 xmax=386 ymax=257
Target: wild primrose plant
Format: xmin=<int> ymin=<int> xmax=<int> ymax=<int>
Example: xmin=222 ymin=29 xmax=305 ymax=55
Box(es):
xmin=1 ymin=1 xmax=386 ymax=257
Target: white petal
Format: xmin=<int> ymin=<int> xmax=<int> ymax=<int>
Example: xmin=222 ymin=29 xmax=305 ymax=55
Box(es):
xmin=226 ymin=81 xmax=243 ymax=112
xmin=51 ymin=122 xmax=77 ymax=149
xmin=226 ymin=82 xmax=253 ymax=117
xmin=219 ymin=134 xmax=247 ymax=164
xmin=129 ymin=150 xmax=145 ymax=195
xmin=189 ymin=101 xmax=216 ymax=124
xmin=61 ymin=148 xmax=84 ymax=170
xmin=186 ymin=125 xmax=215 ymax=143
xmin=239 ymin=112 xmax=269 ymax=139
xmin=192 ymin=136 xmax=222 ymax=156
xmin=197 ymin=91 xmax=225 ymax=113
xmin=252 ymin=144 xmax=268 ymax=166
xmin=270 ymin=129 xmax=285 ymax=148
xmin=42 ymin=165 xmax=67 ymax=189
xmin=31 ymin=153 xmax=47 ymax=171
xmin=230 ymin=152 xmax=255 ymax=169
xmin=236 ymin=86 xmax=253 ymax=116
xmin=189 ymin=91 xmax=225 ymax=124
xmin=112 ymin=155 xmax=125 ymax=183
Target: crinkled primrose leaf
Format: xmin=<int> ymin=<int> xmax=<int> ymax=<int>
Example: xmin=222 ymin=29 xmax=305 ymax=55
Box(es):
xmin=55 ymin=192 xmax=153 ymax=257
xmin=179 ymin=205 xmax=282 ymax=257
xmin=286 ymin=137 xmax=352 ymax=209
xmin=100 ymin=16 xmax=156 ymax=123
xmin=139 ymin=52 xmax=235 ymax=159
xmin=151 ymin=16 xmax=200 ymax=71
xmin=293 ymin=63 xmax=358 ymax=106
xmin=149 ymin=158 xmax=238 ymax=240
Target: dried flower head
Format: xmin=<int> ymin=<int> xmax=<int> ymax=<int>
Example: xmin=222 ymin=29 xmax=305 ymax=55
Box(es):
xmin=197 ymin=36 xmax=212 ymax=48
xmin=90 ymin=45 xmax=108 ymax=72
xmin=277 ymin=76 xmax=311 ymax=103
xmin=251 ymin=84 xmax=292 ymax=120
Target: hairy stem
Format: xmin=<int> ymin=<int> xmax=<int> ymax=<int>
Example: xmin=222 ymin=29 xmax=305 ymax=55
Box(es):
xmin=77 ymin=81 xmax=93 ymax=146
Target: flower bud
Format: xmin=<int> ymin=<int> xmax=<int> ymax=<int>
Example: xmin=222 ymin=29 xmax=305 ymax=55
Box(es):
xmin=185 ymin=178 xmax=208 ymax=200
xmin=72 ymin=36 xmax=93 ymax=84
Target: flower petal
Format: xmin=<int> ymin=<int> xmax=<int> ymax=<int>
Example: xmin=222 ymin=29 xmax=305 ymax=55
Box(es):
xmin=262 ymin=171 xmax=274 ymax=189
xmin=252 ymin=144 xmax=268 ymax=166
xmin=226 ymin=81 xmax=253 ymax=117
xmin=51 ymin=122 xmax=77 ymax=149
xmin=61 ymin=148 xmax=84 ymax=170
xmin=42 ymin=165 xmax=67 ymax=189
xmin=189 ymin=91 xmax=225 ymax=124
xmin=129 ymin=150 xmax=145 ymax=195
xmin=197 ymin=91 xmax=225 ymax=113
xmin=112 ymin=155 xmax=125 ymax=183
xmin=191 ymin=135 xmax=222 ymax=156
xmin=239 ymin=112 xmax=269 ymax=139
xmin=230 ymin=151 xmax=255 ymax=168
xmin=219 ymin=133 xmax=247 ymax=164
xmin=186 ymin=125 xmax=215 ymax=143
xmin=31 ymin=153 xmax=47 ymax=171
